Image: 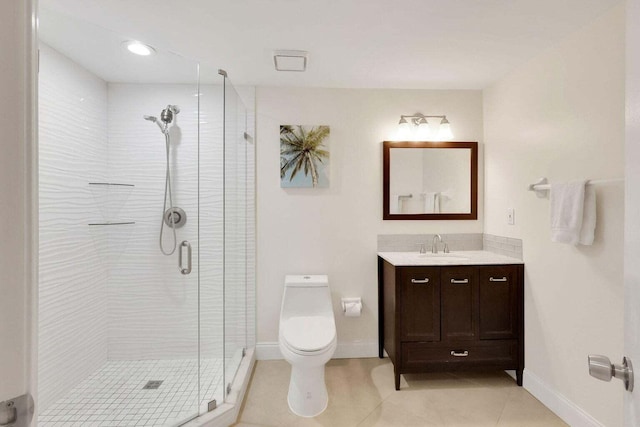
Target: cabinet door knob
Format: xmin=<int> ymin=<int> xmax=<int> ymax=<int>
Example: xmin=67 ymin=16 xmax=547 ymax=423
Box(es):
xmin=450 ymin=350 xmax=469 ymax=357
xmin=450 ymin=278 xmax=469 ymax=284
xmin=489 ymin=276 xmax=508 ymax=282
xmin=410 ymin=278 xmax=430 ymax=284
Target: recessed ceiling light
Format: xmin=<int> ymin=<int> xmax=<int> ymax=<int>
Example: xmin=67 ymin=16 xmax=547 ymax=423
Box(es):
xmin=124 ymin=41 xmax=156 ymax=56
xmin=273 ymin=50 xmax=308 ymax=72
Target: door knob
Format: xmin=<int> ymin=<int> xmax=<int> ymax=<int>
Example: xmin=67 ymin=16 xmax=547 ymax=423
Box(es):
xmin=588 ymin=354 xmax=634 ymax=391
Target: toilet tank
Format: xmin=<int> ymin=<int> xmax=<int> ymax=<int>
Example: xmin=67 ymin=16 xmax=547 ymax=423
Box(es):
xmin=281 ymin=275 xmax=333 ymax=318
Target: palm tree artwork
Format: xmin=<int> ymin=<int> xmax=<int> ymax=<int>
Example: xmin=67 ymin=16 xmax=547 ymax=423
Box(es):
xmin=280 ymin=125 xmax=330 ymax=188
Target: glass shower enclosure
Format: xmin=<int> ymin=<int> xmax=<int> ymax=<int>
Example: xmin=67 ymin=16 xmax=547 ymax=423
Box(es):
xmin=37 ymin=7 xmax=254 ymax=426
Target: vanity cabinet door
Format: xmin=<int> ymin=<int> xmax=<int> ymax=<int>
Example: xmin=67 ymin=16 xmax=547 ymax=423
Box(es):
xmin=398 ymin=267 xmax=441 ymax=342
xmin=441 ymin=266 xmax=478 ymax=341
xmin=478 ymin=266 xmax=518 ymax=340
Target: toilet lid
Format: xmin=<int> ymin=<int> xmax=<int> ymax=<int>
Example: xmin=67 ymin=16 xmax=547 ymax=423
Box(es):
xmin=282 ymin=316 xmax=336 ymax=352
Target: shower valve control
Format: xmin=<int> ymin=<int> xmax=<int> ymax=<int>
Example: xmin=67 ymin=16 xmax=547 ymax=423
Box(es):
xmin=164 ymin=207 xmax=186 ymax=228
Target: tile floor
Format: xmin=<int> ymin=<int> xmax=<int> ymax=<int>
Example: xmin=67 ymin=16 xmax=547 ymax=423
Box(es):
xmin=39 ymin=358 xmax=223 ymax=426
xmin=233 ymin=359 xmax=568 ymax=427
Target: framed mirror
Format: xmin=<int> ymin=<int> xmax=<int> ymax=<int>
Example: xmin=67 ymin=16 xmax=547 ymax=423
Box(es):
xmin=383 ymin=141 xmax=478 ymax=220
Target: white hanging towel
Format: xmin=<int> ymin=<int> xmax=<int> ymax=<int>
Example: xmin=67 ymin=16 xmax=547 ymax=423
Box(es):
xmin=390 ymin=193 xmax=402 ymax=214
xmin=423 ymin=192 xmax=440 ymax=213
xmin=579 ymin=185 xmax=596 ymax=245
xmin=550 ymin=181 xmax=596 ymax=245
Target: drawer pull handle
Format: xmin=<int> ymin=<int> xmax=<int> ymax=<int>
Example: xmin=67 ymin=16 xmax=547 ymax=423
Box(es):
xmin=411 ymin=278 xmax=430 ymax=284
xmin=450 ymin=278 xmax=469 ymax=284
xmin=490 ymin=276 xmax=507 ymax=282
xmin=451 ymin=350 xmax=469 ymax=357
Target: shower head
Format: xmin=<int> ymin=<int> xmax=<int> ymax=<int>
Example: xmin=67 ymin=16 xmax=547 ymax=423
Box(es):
xmin=160 ymin=105 xmax=180 ymax=124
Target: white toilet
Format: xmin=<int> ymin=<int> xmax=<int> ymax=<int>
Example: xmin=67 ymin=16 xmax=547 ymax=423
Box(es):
xmin=279 ymin=275 xmax=337 ymax=417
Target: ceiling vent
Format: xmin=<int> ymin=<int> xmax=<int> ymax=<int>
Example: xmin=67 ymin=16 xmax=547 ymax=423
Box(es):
xmin=273 ymin=50 xmax=308 ymax=72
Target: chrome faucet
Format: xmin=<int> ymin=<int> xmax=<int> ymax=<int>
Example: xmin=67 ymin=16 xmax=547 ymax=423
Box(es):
xmin=431 ymin=234 xmax=450 ymax=254
xmin=416 ymin=243 xmax=427 ymax=254
xmin=432 ymin=234 xmax=442 ymax=253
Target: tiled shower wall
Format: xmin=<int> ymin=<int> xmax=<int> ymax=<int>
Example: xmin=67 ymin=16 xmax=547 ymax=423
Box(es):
xmin=107 ymin=83 xmax=255 ymax=361
xmin=38 ymin=44 xmax=110 ymax=411
xmin=107 ymin=83 xmax=209 ymax=360
xmin=39 ymin=44 xmax=256 ymax=412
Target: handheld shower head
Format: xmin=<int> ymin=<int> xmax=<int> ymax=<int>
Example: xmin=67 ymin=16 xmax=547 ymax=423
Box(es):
xmin=144 ymin=114 xmax=164 ymax=132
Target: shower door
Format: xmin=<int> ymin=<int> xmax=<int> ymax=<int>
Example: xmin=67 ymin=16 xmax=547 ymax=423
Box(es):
xmin=223 ymin=77 xmax=249 ymax=396
xmin=198 ymin=67 xmax=253 ymax=411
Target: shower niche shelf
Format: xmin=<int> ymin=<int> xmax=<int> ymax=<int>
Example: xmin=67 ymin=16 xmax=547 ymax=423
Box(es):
xmin=88 ymin=221 xmax=136 ymax=226
xmin=89 ymin=182 xmax=135 ymax=187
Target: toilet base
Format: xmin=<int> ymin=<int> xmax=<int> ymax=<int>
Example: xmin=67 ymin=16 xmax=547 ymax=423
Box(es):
xmin=287 ymin=364 xmax=328 ymax=417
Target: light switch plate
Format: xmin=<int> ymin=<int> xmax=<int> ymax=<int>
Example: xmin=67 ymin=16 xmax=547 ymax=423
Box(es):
xmin=507 ymin=208 xmax=515 ymax=225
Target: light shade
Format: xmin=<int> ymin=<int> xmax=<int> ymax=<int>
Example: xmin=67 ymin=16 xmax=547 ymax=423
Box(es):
xmin=416 ymin=118 xmax=430 ymax=139
xmin=397 ymin=117 xmax=411 ymax=139
xmin=437 ymin=117 xmax=453 ymax=140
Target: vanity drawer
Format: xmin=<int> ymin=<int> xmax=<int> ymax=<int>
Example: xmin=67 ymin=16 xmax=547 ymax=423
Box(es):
xmin=401 ymin=340 xmax=518 ymax=367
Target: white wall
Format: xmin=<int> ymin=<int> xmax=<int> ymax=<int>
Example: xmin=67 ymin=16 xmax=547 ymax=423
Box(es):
xmin=38 ymin=43 xmax=109 ymax=412
xmin=256 ymin=87 xmax=483 ymax=355
xmin=483 ymin=5 xmax=624 ymax=426
xmin=0 ymin=0 xmax=33 ymax=404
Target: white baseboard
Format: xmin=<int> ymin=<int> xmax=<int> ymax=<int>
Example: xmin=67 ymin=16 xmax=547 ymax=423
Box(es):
xmin=256 ymin=341 xmax=379 ymax=361
xmin=255 ymin=342 xmax=281 ymax=360
xmin=524 ymin=370 xmax=603 ymax=427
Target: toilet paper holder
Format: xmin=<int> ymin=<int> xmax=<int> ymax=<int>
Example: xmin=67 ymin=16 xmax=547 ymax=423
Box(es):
xmin=341 ymin=298 xmax=362 ymax=316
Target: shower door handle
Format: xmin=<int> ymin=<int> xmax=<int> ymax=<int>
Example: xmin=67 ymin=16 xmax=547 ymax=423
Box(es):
xmin=179 ymin=240 xmax=192 ymax=275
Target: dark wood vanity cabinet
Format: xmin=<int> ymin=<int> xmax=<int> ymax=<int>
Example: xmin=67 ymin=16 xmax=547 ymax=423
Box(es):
xmin=378 ymin=258 xmax=524 ymax=390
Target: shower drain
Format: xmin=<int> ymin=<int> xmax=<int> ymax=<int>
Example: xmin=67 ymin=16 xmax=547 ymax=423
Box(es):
xmin=143 ymin=380 xmax=164 ymax=390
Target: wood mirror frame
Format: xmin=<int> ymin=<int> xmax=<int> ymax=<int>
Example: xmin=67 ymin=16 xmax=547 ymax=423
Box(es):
xmin=383 ymin=141 xmax=478 ymax=220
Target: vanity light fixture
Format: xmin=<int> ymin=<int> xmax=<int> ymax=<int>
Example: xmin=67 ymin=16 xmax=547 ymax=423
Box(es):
xmin=397 ymin=113 xmax=454 ymax=141
xmin=124 ymin=41 xmax=156 ymax=56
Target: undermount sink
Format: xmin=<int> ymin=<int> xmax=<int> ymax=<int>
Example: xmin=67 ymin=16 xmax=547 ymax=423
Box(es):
xmin=418 ymin=255 xmax=470 ymax=261
xmin=407 ymin=253 xmax=471 ymax=262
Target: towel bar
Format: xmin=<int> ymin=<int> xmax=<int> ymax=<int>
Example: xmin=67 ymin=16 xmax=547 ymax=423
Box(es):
xmin=528 ymin=177 xmax=624 ymax=198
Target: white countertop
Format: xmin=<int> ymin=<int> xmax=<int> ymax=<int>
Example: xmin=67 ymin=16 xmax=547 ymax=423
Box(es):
xmin=378 ymin=250 xmax=523 ymax=266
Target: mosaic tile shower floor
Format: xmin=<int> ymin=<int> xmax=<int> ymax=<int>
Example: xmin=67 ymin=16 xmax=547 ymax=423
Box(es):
xmin=39 ymin=358 xmax=222 ymax=427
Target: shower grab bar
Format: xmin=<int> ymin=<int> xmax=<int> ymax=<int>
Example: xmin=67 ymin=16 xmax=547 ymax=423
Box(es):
xmin=179 ymin=240 xmax=192 ymax=275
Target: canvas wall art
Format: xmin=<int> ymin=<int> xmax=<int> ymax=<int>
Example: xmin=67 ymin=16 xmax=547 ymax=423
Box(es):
xmin=280 ymin=125 xmax=330 ymax=188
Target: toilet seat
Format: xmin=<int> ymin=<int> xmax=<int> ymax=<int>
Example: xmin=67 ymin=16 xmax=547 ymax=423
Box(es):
xmin=281 ymin=316 xmax=336 ymax=354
